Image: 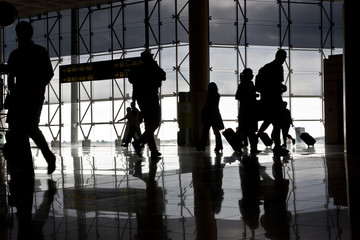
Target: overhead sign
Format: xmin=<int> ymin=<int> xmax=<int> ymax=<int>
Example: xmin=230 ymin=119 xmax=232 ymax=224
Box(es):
xmin=59 ymin=57 xmax=142 ymax=83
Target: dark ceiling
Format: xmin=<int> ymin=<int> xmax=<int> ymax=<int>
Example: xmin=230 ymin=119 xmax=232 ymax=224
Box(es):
xmin=10 ymin=0 xmax=120 ymax=18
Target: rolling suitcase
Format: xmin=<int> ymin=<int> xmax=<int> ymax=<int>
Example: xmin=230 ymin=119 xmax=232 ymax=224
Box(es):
xmin=294 ymin=127 xmax=316 ymax=147
xmin=259 ymin=132 xmax=273 ymax=147
xmin=222 ymin=128 xmax=241 ymax=152
xmin=300 ymin=132 xmax=316 ymax=146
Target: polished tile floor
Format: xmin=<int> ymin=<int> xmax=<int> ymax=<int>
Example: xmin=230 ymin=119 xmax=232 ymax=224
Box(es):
xmin=0 ymin=140 xmax=355 ymax=239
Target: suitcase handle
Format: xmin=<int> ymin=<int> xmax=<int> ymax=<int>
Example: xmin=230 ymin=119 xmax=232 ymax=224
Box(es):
xmin=292 ymin=125 xmax=302 ymax=135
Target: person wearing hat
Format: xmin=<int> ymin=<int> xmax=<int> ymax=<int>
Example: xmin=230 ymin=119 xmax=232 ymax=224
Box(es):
xmin=129 ymin=49 xmax=166 ymax=160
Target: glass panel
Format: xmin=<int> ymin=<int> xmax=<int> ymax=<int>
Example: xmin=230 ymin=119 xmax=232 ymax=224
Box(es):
xmin=158 ymin=122 xmax=178 ymax=141
xmin=332 ymin=3 xmax=343 ymax=48
xmin=31 ymin=20 xmax=46 ymax=48
xmin=92 ymin=9 xmax=110 ymax=53
xmin=210 ymin=47 xmax=237 ymax=71
xmin=125 ymin=4 xmax=145 ymax=48
xmin=93 ymin=80 xmax=111 ymax=100
xmin=210 ymin=72 xmax=237 ymax=95
xmin=291 ymin=73 xmax=322 ymax=96
xmin=78 ymin=8 xmax=91 ymax=55
xmin=247 ymin=1 xmax=278 ymax=47
xmin=3 ymin=24 xmax=17 ymax=61
xmin=90 ymin=124 xmax=115 ymax=142
xmin=247 ymin=46 xmax=279 ymax=72
xmin=160 ymin=1 xmax=175 ymax=45
xmin=61 ymin=83 xmax=72 ymax=103
xmin=93 ymin=101 xmax=111 ymax=122
xmin=219 ymin=96 xmax=238 ymax=121
xmin=162 ymin=71 xmax=176 ymax=95
xmin=60 ymin=10 xmax=72 ymax=57
xmin=148 ymin=1 xmax=160 ymax=47
xmin=209 ymin=0 xmax=236 ymax=45
xmin=161 ymin=96 xmax=177 ymax=121
xmin=292 ymin=26 xmax=320 ymax=48
xmin=291 ymin=120 xmax=324 ymax=141
xmin=291 ymin=97 xmax=323 ymax=120
xmin=292 ymin=50 xmax=321 ymax=72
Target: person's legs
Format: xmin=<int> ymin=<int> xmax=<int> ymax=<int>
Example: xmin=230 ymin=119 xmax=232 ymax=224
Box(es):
xmin=271 ymin=121 xmax=289 ymax=155
xmin=257 ymin=121 xmax=271 ymax=135
xmin=213 ymin=128 xmax=223 ymax=152
xmin=271 ymin=123 xmax=281 ymax=148
xmin=248 ymin=130 xmax=261 ymax=154
xmin=281 ymin=125 xmax=290 ymax=147
xmin=134 ymin=98 xmax=161 ymax=157
xmin=28 ymin=103 xmax=55 ymax=174
xmin=7 ymin=123 xmax=34 ymax=179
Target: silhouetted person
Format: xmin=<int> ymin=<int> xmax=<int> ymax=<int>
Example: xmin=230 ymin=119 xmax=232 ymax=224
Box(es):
xmin=204 ymin=155 xmax=225 ymax=214
xmin=239 ymin=156 xmax=262 ymax=237
xmin=236 ymin=68 xmax=261 ymax=155
xmin=281 ymin=102 xmax=295 ymax=148
xmin=129 ymin=49 xmax=166 ymax=160
xmin=256 ymin=49 xmax=289 ymax=156
xmin=260 ymin=157 xmax=291 ymax=240
xmin=197 ymin=82 xmax=224 ymax=153
xmin=131 ymin=101 xmax=142 ymax=136
xmin=6 ymin=21 xmax=55 ymax=177
xmin=135 ymin=161 xmax=167 ymax=239
xmin=118 ymin=106 xmax=141 ymax=147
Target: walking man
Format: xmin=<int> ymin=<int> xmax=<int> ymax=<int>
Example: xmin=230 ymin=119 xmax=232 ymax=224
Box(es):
xmin=129 ymin=49 xmax=166 ymax=160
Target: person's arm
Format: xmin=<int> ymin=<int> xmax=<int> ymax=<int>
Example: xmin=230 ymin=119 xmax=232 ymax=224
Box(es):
xmin=117 ymin=113 xmax=129 ymax=122
xmin=235 ymin=84 xmax=241 ymax=100
xmin=7 ymin=54 xmax=15 ymax=93
xmin=42 ymin=47 xmax=54 ymax=85
xmin=118 ymin=116 xmax=126 ymax=122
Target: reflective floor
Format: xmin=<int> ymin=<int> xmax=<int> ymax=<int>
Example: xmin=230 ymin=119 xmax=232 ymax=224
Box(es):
xmin=0 ymin=140 xmax=356 ymax=239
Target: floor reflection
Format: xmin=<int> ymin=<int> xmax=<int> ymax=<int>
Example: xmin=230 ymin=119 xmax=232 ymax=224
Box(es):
xmin=0 ymin=143 xmax=354 ymax=239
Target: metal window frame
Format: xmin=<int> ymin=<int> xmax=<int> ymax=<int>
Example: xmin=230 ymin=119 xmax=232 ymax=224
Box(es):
xmin=0 ymin=0 xmax=336 ymax=143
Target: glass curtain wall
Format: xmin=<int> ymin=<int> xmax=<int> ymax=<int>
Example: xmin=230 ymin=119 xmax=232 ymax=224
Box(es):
xmin=0 ymin=0 xmax=343 ymax=144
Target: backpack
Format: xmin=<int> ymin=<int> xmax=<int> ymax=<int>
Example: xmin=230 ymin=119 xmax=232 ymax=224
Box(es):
xmin=255 ymin=66 xmax=265 ymax=94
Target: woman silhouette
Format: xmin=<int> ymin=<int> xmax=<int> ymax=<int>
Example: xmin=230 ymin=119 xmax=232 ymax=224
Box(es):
xmin=197 ymin=82 xmax=224 ymax=153
xmin=236 ymin=68 xmax=261 ymax=155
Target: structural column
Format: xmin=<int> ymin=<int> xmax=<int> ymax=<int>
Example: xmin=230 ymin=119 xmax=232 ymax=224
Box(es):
xmin=343 ymin=1 xmax=359 ymax=154
xmin=189 ymin=0 xmax=209 ymax=145
xmin=71 ymin=9 xmax=79 ymax=145
xmin=343 ymin=1 xmax=360 ymax=239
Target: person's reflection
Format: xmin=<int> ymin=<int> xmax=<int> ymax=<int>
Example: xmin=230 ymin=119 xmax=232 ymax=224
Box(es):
xmin=10 ymin=178 xmax=57 ymax=240
xmin=135 ymin=161 xmax=167 ymax=239
xmin=239 ymin=156 xmax=291 ymax=239
xmin=239 ymin=156 xmax=261 ymax=237
xmin=204 ymin=154 xmax=225 ymax=215
xmin=260 ymin=156 xmax=291 ymax=240
xmin=193 ymin=155 xmax=225 ymax=240
xmin=31 ymin=179 xmax=57 ymax=240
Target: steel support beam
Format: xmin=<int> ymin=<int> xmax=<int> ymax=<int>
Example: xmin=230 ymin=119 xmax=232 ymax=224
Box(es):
xmin=71 ymin=9 xmax=79 ymax=145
